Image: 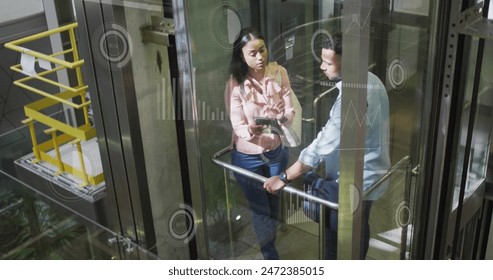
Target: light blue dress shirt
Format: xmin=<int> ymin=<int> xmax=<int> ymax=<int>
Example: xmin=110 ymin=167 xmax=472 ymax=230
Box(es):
xmin=299 ymin=72 xmax=391 ymax=196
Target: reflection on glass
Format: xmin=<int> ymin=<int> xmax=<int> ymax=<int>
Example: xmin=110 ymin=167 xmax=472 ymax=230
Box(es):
xmin=0 ymin=0 xmax=44 ymax=24
xmin=182 ymin=0 xmax=433 ymax=260
xmin=452 ymin=39 xmax=493 ymax=210
xmin=489 ymin=1 xmax=493 ymax=20
xmin=110 ymin=3 xmax=191 ymax=259
xmin=0 ymin=111 xmax=66 ymax=178
xmin=0 ymin=171 xmax=158 ymax=260
xmin=0 ymin=108 xmax=158 ymax=259
xmin=392 ymin=0 xmax=429 ymax=16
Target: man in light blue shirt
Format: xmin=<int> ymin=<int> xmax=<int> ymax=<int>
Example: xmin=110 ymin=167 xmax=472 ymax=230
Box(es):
xmin=263 ymin=33 xmax=390 ymax=259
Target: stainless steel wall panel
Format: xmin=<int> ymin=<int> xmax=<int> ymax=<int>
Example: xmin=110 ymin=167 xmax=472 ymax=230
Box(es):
xmin=172 ymin=0 xmax=209 ymax=260
xmin=74 ymin=0 xmax=138 ymax=243
xmin=99 ymin=2 xmax=156 ymax=249
xmin=118 ymin=4 xmax=188 ymax=259
xmin=74 ymin=0 xmax=190 ymax=259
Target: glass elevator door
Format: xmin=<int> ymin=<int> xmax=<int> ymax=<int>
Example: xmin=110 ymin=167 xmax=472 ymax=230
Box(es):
xmin=73 ymin=0 xmax=191 ymax=259
xmin=67 ymin=0 xmax=493 ymax=260
xmin=429 ymin=0 xmax=493 ymax=259
xmin=172 ymin=0 xmax=439 ymax=260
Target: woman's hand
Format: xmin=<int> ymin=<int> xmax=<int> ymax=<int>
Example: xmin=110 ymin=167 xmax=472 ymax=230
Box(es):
xmin=264 ymin=100 xmax=286 ymax=121
xmin=248 ymin=123 xmax=264 ymax=135
xmin=278 ymin=116 xmax=288 ymax=124
xmin=274 ymin=100 xmax=285 ymax=113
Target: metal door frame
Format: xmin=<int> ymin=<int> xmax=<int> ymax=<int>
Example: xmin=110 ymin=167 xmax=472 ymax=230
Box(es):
xmin=172 ymin=0 xmax=209 ymax=259
xmin=74 ymin=0 xmax=156 ymax=257
xmin=171 ymin=0 xmax=442 ymax=260
xmin=417 ymin=0 xmax=493 ymax=259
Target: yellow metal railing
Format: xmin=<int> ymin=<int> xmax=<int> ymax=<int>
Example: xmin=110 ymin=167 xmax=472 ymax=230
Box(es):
xmin=5 ymin=23 xmax=84 ymax=69
xmin=5 ymin=22 xmax=102 ymax=187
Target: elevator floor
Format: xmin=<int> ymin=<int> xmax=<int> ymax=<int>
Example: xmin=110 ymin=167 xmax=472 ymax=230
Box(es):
xmin=227 ymin=222 xmax=319 ymax=260
xmin=214 ymin=203 xmax=408 ymax=260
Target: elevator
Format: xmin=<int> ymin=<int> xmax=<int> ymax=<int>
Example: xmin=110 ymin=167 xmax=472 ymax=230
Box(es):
xmin=2 ymin=0 xmax=493 ymax=260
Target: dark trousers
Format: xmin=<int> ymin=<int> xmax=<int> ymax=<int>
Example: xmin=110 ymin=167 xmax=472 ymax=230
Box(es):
xmin=303 ymin=174 xmax=373 ymax=260
xmin=323 ymin=200 xmax=373 ymax=260
xmin=231 ymin=146 xmax=288 ymax=260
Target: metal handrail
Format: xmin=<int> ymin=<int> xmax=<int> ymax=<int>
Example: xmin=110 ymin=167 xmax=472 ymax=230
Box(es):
xmin=4 ymin=22 xmax=83 ymax=69
xmin=213 ymin=145 xmax=413 ymax=210
xmin=213 ymin=146 xmax=412 ymax=260
xmin=212 ymin=145 xmax=339 ymax=210
xmin=363 ymin=155 xmax=412 ymax=199
xmin=302 ymin=85 xmax=338 ymax=124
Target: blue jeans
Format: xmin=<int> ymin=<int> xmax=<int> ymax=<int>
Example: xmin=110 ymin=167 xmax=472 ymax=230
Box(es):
xmin=231 ymin=145 xmax=288 ymax=260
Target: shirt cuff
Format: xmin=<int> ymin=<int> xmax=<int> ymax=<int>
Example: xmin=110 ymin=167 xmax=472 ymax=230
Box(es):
xmin=299 ymin=149 xmax=321 ymax=168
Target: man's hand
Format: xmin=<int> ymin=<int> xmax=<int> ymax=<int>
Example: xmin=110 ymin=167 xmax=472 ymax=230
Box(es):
xmin=263 ymin=176 xmax=286 ymax=194
xmin=264 ymin=161 xmax=309 ymax=194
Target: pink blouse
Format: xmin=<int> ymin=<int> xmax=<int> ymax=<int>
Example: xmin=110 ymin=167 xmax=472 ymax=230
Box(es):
xmin=224 ymin=62 xmax=296 ymax=154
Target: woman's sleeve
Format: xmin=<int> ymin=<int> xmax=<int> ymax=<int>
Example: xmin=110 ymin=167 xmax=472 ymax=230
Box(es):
xmin=230 ymin=87 xmax=253 ymax=140
xmin=279 ymin=66 xmax=295 ymax=126
xmin=224 ymin=76 xmax=236 ymax=117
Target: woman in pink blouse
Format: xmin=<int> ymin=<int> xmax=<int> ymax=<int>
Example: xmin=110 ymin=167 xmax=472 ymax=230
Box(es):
xmin=224 ymin=28 xmax=296 ymax=260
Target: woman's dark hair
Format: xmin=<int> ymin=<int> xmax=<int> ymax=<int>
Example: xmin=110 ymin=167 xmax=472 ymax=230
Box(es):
xmin=321 ymin=32 xmax=342 ymax=56
xmin=229 ymin=27 xmax=266 ymax=84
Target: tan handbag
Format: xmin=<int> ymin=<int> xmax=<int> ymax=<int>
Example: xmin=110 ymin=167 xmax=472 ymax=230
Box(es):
xmin=276 ymin=71 xmax=302 ymax=147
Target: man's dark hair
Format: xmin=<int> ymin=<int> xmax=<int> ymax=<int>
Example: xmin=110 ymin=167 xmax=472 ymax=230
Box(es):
xmin=321 ymin=32 xmax=342 ymax=56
